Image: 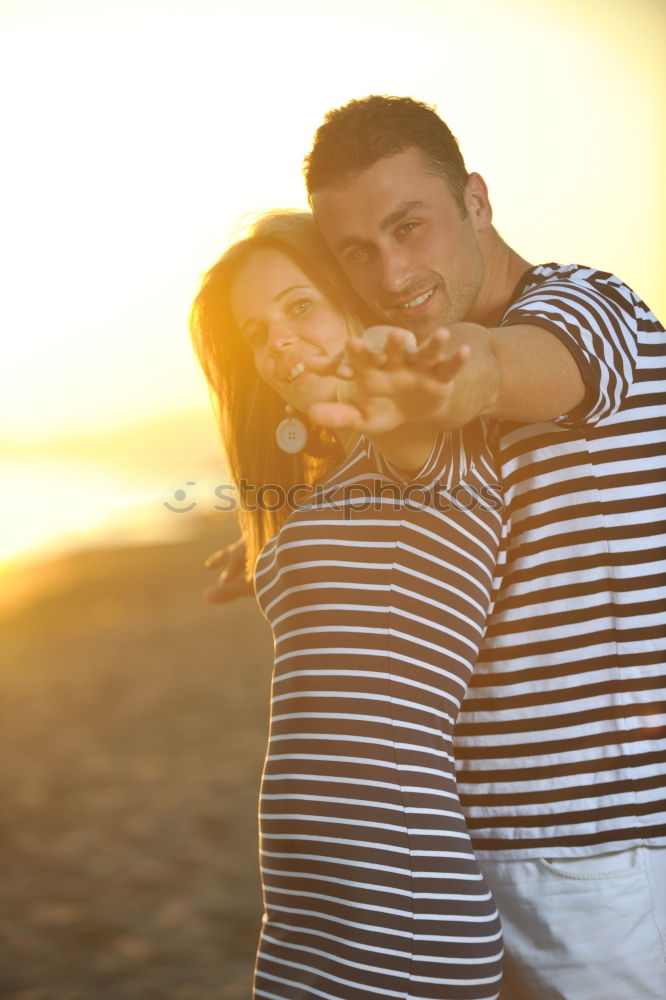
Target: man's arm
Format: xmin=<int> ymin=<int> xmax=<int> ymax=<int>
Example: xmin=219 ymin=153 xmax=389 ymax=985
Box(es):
xmin=307 ymin=321 xmax=586 ymax=438
xmin=433 ymin=321 xmax=586 ymax=424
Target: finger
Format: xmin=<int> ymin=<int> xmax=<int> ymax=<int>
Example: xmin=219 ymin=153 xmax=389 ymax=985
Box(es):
xmin=304 ymin=352 xmax=346 ymax=376
xmin=409 ymin=328 xmax=452 ymax=364
xmin=310 ymin=400 xmax=398 ymax=437
xmin=307 ymin=352 xmax=357 ymax=380
xmin=431 ymin=344 xmax=471 ymax=382
xmin=204 ymin=535 xmax=245 ymax=570
xmin=308 ymin=400 xmax=365 ymax=430
xmin=379 ymin=328 xmax=418 ymax=369
xmin=355 ymin=328 xmax=416 ymax=371
xmin=336 ymin=362 xmax=402 ymax=402
xmin=204 ymin=548 xmax=230 ymax=569
xmin=383 ymin=328 xmax=418 ymax=354
xmin=346 ymin=337 xmax=389 ymax=370
xmin=347 ymin=334 xmax=415 ymax=373
xmin=362 ymin=325 xmax=417 ymax=352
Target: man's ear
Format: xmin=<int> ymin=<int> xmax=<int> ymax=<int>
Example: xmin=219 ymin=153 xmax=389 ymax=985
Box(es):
xmin=464 ymin=172 xmax=493 ymax=232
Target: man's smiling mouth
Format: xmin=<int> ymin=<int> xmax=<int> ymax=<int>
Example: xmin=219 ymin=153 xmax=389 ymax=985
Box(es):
xmin=392 ymin=287 xmax=436 ymax=312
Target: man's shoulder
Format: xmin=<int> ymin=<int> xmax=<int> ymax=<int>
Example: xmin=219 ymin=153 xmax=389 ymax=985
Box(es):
xmin=508 ymin=263 xmax=640 ymax=313
xmin=506 ymin=263 xmax=665 ymax=340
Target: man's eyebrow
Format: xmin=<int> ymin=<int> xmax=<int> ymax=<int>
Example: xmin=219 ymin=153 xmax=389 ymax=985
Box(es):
xmin=336 ymin=201 xmax=427 ymax=252
xmin=379 ymin=200 xmax=426 ymax=232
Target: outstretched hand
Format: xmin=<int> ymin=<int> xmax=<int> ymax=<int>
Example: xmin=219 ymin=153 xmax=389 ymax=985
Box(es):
xmin=306 ymin=325 xmax=472 ymax=436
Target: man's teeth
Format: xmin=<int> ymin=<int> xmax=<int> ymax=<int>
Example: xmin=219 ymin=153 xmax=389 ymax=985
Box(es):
xmin=403 ymin=289 xmax=433 ymax=309
xmin=288 ymin=362 xmax=305 ymax=382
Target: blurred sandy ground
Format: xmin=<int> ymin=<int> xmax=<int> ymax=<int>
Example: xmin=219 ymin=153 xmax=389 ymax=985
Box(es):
xmin=0 ymin=513 xmax=273 ymax=999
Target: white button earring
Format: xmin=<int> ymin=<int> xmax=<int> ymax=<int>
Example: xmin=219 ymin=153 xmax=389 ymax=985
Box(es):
xmin=275 ymin=405 xmax=308 ymax=454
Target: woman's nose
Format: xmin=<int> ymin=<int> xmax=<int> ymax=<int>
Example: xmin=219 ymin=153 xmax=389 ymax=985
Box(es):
xmin=268 ymin=321 xmax=295 ymax=354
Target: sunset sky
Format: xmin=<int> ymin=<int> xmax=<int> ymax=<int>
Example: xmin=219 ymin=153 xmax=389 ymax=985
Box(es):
xmin=2 ymin=0 xmax=664 ymax=447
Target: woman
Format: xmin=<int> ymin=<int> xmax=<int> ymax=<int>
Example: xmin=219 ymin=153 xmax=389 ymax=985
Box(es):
xmin=190 ymin=211 xmax=504 ymax=1000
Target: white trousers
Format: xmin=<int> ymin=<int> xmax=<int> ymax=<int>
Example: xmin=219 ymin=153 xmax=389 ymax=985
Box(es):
xmin=479 ymin=846 xmax=666 ymax=1000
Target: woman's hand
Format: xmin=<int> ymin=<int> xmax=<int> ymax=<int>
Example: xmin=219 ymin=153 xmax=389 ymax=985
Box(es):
xmin=203 ymin=536 xmax=253 ymax=604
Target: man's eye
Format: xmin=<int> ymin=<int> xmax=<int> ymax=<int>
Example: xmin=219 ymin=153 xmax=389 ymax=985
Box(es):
xmin=346 ymin=246 xmax=369 ymax=264
xmin=397 ymin=221 xmax=420 ymax=237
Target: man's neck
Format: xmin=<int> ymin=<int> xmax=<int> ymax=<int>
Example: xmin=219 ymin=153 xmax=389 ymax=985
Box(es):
xmin=467 ymin=229 xmax=533 ymax=329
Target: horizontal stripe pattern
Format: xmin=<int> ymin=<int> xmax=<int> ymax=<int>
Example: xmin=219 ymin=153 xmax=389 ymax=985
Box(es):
xmin=455 ymin=264 xmax=666 ymax=857
xmin=254 ymin=428 xmax=504 ymax=999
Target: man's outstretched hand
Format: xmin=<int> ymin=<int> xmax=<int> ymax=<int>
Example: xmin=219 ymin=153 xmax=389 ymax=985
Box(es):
xmin=203 ymin=536 xmax=253 ymax=604
xmin=306 ymin=325 xmax=481 ymax=436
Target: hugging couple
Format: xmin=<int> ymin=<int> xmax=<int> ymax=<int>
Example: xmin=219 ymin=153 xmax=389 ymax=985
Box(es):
xmin=190 ymin=95 xmax=666 ymax=1000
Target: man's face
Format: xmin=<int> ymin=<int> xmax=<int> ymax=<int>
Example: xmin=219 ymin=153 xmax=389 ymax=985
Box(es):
xmin=311 ymin=147 xmax=491 ymax=338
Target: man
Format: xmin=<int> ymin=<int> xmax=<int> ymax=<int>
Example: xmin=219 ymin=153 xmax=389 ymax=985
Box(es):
xmin=301 ymin=95 xmax=666 ymax=1000
xmin=207 ymin=95 xmax=665 ymax=997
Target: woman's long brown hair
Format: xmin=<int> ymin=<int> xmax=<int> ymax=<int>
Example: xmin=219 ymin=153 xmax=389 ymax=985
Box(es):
xmin=189 ymin=211 xmax=366 ymax=577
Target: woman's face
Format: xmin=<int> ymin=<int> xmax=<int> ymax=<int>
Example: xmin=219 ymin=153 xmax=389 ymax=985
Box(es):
xmin=230 ymin=248 xmax=350 ymax=411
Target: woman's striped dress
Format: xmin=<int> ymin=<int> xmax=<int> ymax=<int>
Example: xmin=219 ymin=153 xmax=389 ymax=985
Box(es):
xmin=253 ymin=423 xmax=504 ymax=1000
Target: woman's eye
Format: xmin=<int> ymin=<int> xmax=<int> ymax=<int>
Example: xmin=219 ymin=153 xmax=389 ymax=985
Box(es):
xmin=289 ymin=298 xmax=312 ymax=317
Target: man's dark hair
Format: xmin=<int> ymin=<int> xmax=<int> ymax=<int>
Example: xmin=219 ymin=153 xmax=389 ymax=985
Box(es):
xmin=304 ymin=95 xmax=469 ymax=211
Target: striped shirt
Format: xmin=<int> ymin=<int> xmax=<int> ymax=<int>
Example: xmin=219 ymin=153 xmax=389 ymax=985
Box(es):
xmin=454 ymin=263 xmax=666 ymax=858
xmin=254 ymin=424 xmax=504 ymax=1000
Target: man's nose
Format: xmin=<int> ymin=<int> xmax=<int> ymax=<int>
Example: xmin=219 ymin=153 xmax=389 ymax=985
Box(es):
xmin=379 ymin=247 xmax=411 ymax=295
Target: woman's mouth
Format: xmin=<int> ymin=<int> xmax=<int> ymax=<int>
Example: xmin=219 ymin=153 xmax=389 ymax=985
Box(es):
xmin=287 ymin=362 xmax=306 ymax=382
